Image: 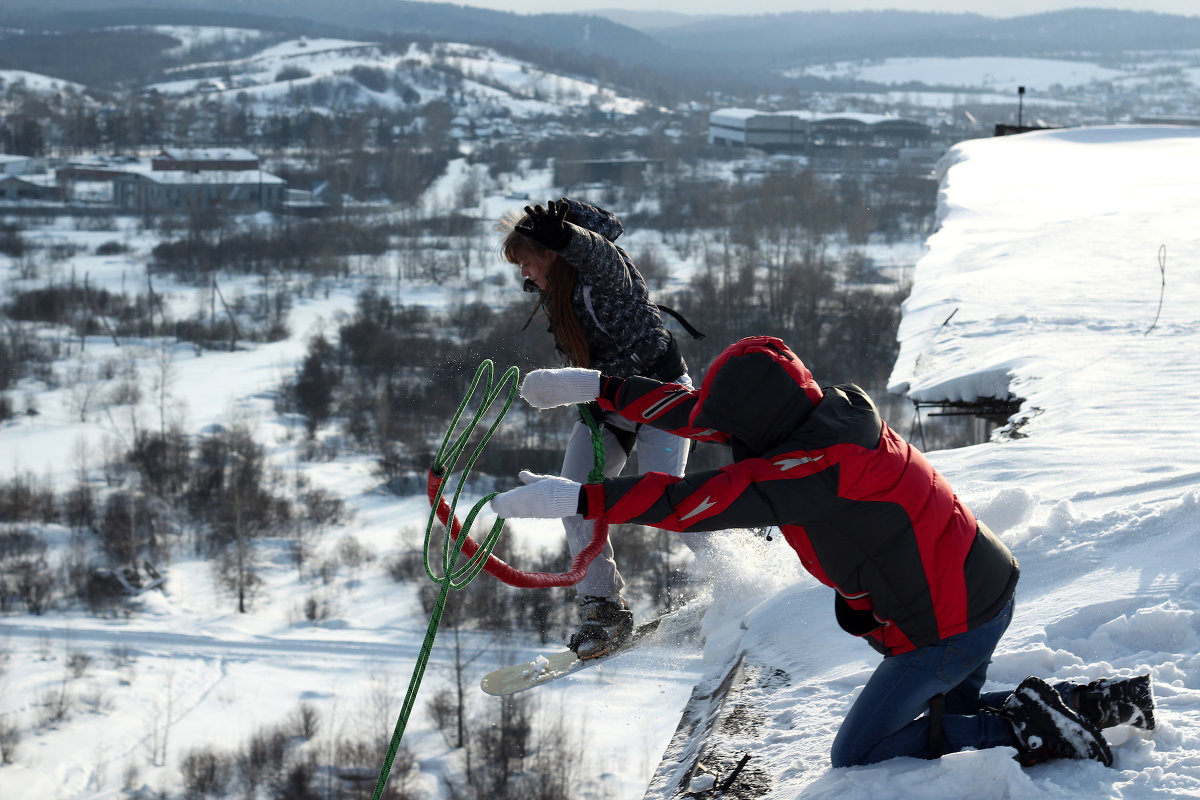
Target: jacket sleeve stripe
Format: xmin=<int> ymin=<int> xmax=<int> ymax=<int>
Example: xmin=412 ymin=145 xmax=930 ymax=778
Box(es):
xmin=600 ymin=375 xmax=729 ymax=441
xmin=597 ymin=458 xmax=820 ymax=532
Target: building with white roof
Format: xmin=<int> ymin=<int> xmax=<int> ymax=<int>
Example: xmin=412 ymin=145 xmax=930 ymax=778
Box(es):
xmin=0 ymin=173 xmax=61 ymax=202
xmin=0 ymin=154 xmax=47 ymax=176
xmin=709 ymin=108 xmax=933 ymax=161
xmin=113 ymin=169 xmax=285 ymax=212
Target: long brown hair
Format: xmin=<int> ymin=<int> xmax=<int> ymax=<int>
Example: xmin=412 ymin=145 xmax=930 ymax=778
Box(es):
xmin=499 ymin=213 xmax=591 ymax=367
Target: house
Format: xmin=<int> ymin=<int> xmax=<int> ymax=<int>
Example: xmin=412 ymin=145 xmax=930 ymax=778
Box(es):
xmin=151 ymin=147 xmax=260 ymax=172
xmin=56 ymin=154 xmax=149 ymax=183
xmin=0 ymin=154 xmax=47 ymax=176
xmin=283 ymin=182 xmax=335 ymax=217
xmin=0 ymin=174 xmax=62 ymax=202
xmin=55 ymin=155 xmax=151 ymax=203
xmin=113 ymin=170 xmax=286 ymax=213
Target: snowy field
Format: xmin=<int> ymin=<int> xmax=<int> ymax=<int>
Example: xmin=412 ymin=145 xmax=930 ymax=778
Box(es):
xmin=2 ymin=123 xmax=1200 ymax=800
xmin=790 ymin=56 xmax=1129 ymax=90
xmin=0 ymin=70 xmax=85 ymax=93
xmin=783 ymin=53 xmax=1200 ymax=116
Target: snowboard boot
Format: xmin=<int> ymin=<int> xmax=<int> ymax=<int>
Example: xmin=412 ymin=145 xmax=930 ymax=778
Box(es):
xmin=999 ymin=676 xmax=1113 ymax=767
xmin=569 ymin=596 xmax=633 ymax=660
xmin=1073 ymin=674 xmax=1156 ymax=731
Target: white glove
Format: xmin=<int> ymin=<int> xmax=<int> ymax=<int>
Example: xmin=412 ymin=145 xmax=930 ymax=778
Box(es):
xmin=519 ymin=368 xmax=600 ymax=409
xmin=490 ymin=470 xmax=582 ymax=519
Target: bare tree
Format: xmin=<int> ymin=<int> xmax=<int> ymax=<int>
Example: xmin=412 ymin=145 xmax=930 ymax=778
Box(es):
xmin=66 ymin=360 xmax=101 ymax=422
xmin=0 ymin=646 xmax=21 ymax=765
xmin=470 ymin=695 xmax=531 ymax=799
xmin=0 ymin=710 xmax=20 ymax=765
xmin=151 ymin=340 xmax=178 ymax=441
xmin=427 ymin=606 xmax=486 ymax=776
xmin=145 ymin=663 xmax=175 ymax=767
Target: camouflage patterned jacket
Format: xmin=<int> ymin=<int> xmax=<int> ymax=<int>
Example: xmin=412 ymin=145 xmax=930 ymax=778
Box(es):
xmin=531 ymin=199 xmax=679 ymax=380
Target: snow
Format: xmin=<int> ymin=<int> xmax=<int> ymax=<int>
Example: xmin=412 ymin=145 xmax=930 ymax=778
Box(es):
xmin=139 ymin=25 xmax=270 ymax=55
xmin=0 ymin=69 xmax=85 ymax=93
xmin=781 ymin=53 xmax=1200 ymax=118
xmin=2 ymin=124 xmax=1200 ymax=799
xmin=792 ymin=56 xmax=1130 ymax=91
xmin=712 ymin=107 xmax=899 ymax=125
xmin=418 ymin=42 xmax=648 ymax=116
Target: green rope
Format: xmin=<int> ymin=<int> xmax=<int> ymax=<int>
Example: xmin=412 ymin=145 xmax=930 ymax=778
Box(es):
xmin=370 ymin=362 xmax=610 ymax=800
xmin=370 ymin=359 xmax=517 ymax=800
xmin=577 ymin=402 xmax=606 ymax=484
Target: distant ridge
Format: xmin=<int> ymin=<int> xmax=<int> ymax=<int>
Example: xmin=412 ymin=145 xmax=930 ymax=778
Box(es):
xmin=1 ymin=0 xmax=673 ymax=77
xmin=4 ymin=3 xmax=1200 ymax=94
xmin=586 ymin=8 xmax=729 ymax=29
xmin=643 ymin=8 xmax=1200 ymax=63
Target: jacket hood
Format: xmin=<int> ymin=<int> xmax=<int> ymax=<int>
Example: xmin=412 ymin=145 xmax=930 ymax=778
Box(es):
xmin=563 ymin=198 xmax=624 ymax=242
xmin=690 ymin=336 xmax=824 ymax=455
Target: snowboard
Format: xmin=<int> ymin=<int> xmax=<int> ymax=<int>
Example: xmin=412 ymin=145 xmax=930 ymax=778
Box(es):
xmin=480 ymin=601 xmax=706 ymax=697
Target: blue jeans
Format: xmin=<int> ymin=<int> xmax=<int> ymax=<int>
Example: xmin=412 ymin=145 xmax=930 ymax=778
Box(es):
xmin=830 ymin=596 xmax=1018 ymax=767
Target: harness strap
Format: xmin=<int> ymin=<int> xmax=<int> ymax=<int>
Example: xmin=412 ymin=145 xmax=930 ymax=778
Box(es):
xmin=519 ymin=290 xmax=545 ymax=332
xmin=655 ymin=303 xmax=705 ymax=340
xmin=605 ymin=420 xmax=638 ymax=458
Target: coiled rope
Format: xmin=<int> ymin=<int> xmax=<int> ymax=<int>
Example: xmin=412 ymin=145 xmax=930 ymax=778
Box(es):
xmin=371 ymin=360 xmax=609 ymax=800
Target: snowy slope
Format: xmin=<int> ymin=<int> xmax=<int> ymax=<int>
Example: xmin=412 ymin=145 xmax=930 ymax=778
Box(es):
xmin=0 ymin=69 xmax=85 ymax=93
xmin=146 ymin=34 xmax=647 ymax=118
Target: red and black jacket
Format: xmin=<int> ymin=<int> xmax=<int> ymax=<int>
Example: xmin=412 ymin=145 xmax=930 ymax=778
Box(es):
xmin=581 ymin=335 xmax=1019 ymax=656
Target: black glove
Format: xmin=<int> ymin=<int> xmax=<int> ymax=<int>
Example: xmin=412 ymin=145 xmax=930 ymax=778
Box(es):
xmin=516 ymin=199 xmax=573 ymax=251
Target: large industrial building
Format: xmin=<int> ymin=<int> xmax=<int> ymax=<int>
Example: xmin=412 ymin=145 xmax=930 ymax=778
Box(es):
xmin=709 ymin=108 xmax=935 ymax=165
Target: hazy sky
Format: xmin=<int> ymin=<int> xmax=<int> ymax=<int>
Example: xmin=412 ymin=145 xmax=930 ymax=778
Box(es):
xmin=438 ymin=0 xmax=1199 ymax=17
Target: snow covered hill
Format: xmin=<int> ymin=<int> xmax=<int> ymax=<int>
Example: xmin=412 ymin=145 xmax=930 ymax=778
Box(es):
xmin=6 ymin=18 xmax=1200 ymax=131
xmin=0 ymin=23 xmax=653 ymax=139
xmin=145 ymin=35 xmax=649 ymax=118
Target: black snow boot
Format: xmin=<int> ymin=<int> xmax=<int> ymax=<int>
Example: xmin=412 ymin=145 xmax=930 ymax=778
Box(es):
xmin=999 ymin=676 xmax=1113 ymax=767
xmin=1073 ymin=674 xmax=1156 ymax=731
xmin=569 ymin=596 xmax=633 ymax=660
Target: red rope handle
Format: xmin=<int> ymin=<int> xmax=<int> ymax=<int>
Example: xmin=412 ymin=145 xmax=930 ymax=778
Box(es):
xmin=426 ymin=469 xmax=609 ymax=589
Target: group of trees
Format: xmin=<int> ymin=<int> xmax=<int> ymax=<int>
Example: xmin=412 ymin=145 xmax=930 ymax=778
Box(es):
xmin=0 ymin=211 xmax=408 ymax=427
xmin=0 ymin=415 xmax=350 ymax=618
xmin=173 ymin=683 xmax=583 ymax=800
xmin=282 ymin=287 xmax=562 ymax=478
xmin=176 ymin=698 xmax=419 ymax=800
